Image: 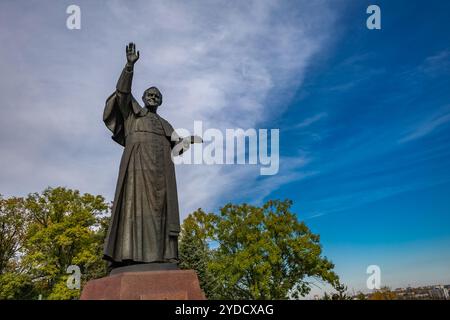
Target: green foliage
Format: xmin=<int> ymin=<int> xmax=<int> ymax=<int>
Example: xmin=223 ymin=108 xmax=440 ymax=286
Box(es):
xmin=179 ymin=199 xmax=340 ymax=300
xmin=0 ymin=195 xmax=28 ymax=274
xmin=321 ymin=282 xmax=353 ymax=300
xmin=0 ymin=272 xmax=36 ymax=300
xmin=0 ymin=187 xmax=110 ymax=300
xmin=179 ymin=209 xmax=220 ymax=299
xmin=3 ymin=189 xmax=341 ymax=301
xmin=369 ymin=286 xmax=398 ymax=300
xmin=355 ymin=291 xmax=367 ymax=300
xmin=46 ymin=275 xmax=81 ymax=300
xmin=22 ymin=187 xmax=109 ymax=299
xmin=334 ymin=283 xmax=353 ymax=300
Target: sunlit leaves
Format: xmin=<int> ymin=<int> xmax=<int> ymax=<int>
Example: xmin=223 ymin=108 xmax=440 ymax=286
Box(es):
xmin=180 ymin=199 xmax=339 ymax=300
xmin=0 ymin=187 xmax=110 ymax=300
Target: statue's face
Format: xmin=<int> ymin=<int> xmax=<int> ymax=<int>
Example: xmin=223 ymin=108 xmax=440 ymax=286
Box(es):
xmin=143 ymin=88 xmax=162 ymax=108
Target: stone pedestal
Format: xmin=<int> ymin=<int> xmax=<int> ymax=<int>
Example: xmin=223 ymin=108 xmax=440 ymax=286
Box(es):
xmin=80 ymin=270 xmax=206 ymax=300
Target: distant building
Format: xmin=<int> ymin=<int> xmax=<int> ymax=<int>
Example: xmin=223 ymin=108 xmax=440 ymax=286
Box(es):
xmin=429 ymin=285 xmax=449 ymax=300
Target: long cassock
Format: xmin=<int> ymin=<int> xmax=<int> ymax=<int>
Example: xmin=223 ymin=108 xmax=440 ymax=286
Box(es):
xmin=102 ymin=64 xmax=180 ymax=265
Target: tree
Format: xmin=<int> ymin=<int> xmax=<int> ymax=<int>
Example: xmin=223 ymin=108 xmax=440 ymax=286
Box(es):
xmin=0 ymin=195 xmax=28 ymax=274
xmin=20 ymin=187 xmax=109 ymax=299
xmin=321 ymin=282 xmax=353 ymax=300
xmin=369 ymin=286 xmax=398 ymax=300
xmin=0 ymin=272 xmax=37 ymax=300
xmin=355 ymin=291 xmax=367 ymax=300
xmin=178 ymin=209 xmax=220 ymax=299
xmin=179 ymin=199 xmax=340 ymax=299
xmin=0 ymin=195 xmax=36 ymax=299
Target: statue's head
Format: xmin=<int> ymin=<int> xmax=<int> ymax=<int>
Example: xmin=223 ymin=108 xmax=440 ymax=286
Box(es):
xmin=142 ymin=87 xmax=162 ymax=108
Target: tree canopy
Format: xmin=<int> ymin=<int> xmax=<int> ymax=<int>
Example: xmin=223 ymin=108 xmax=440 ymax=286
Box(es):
xmin=0 ymin=195 xmax=27 ymax=275
xmin=0 ymin=187 xmax=109 ymax=299
xmin=179 ymin=199 xmax=340 ymax=299
xmin=1 ymin=189 xmax=343 ymax=300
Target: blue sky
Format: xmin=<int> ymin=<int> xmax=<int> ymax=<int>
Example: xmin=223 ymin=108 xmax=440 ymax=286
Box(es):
xmin=269 ymin=0 xmax=450 ymax=292
xmin=0 ymin=0 xmax=449 ymax=295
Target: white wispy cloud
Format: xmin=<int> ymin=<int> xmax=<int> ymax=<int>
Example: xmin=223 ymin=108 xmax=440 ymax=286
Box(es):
xmin=0 ymin=0 xmax=338 ymax=218
xmin=295 ymin=112 xmax=328 ymax=128
xmin=399 ymin=106 xmax=450 ymax=143
xmin=419 ymin=50 xmax=450 ymax=75
xmin=303 ymin=176 xmax=450 ymax=219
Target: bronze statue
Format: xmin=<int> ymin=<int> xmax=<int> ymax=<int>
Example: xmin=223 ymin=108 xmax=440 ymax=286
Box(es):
xmin=102 ymin=43 xmax=200 ymax=271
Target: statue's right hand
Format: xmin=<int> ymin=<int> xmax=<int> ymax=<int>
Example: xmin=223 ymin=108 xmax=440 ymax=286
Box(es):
xmin=126 ymin=42 xmax=139 ymax=65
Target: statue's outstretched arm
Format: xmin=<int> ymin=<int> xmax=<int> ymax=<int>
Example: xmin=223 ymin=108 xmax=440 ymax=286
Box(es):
xmin=116 ymin=42 xmax=139 ymax=116
xmin=171 ymin=135 xmax=203 ymax=157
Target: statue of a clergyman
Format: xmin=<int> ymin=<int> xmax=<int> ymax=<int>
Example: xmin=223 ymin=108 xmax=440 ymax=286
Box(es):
xmin=102 ymin=42 xmax=201 ymax=270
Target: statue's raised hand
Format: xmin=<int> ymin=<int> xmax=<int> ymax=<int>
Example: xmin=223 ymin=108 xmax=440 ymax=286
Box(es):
xmin=126 ymin=42 xmax=139 ymax=65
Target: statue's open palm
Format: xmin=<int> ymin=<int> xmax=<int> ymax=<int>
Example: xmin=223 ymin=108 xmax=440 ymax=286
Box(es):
xmin=126 ymin=42 xmax=139 ymax=64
